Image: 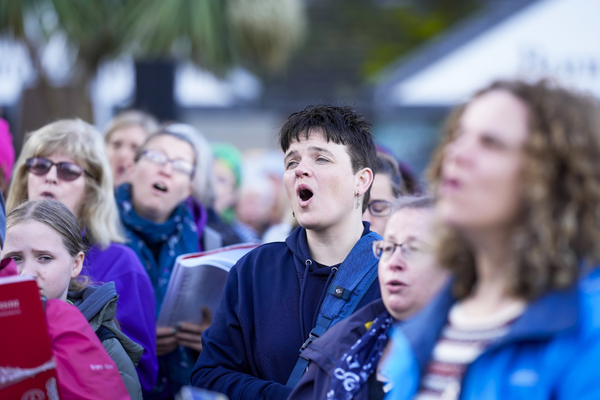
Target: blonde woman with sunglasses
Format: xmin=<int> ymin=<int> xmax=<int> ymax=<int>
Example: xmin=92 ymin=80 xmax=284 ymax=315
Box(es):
xmin=6 ymin=119 xmax=158 ymax=392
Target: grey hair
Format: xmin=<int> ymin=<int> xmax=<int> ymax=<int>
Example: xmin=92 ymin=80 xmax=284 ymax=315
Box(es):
xmin=104 ymin=110 xmax=159 ymax=143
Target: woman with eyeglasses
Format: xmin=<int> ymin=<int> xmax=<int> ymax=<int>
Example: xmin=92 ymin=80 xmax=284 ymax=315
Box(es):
xmin=363 ymin=152 xmax=417 ymax=237
xmin=5 ymin=119 xmax=158 ymax=392
xmin=288 ymin=196 xmax=449 ymax=400
xmin=162 ymin=123 xmax=242 ymax=249
xmin=115 ymin=128 xmax=211 ymax=399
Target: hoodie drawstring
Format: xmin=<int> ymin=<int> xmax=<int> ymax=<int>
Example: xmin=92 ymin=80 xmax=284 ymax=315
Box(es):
xmin=298 ymin=259 xmax=312 ymax=340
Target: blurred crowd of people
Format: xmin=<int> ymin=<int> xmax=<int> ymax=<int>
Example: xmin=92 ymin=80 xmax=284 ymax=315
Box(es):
xmin=1 ymin=78 xmax=600 ymax=400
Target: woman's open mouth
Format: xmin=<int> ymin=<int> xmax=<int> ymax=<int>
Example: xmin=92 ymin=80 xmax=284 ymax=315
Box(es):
xmin=153 ymin=182 xmax=168 ymax=193
xmin=440 ymin=176 xmax=462 ymax=197
xmin=386 ymin=280 xmax=407 ymax=293
xmin=41 ymin=191 xmax=56 ymax=199
xmin=296 ymin=185 xmax=314 ymax=206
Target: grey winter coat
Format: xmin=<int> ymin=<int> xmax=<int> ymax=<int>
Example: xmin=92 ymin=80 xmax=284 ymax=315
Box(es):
xmin=68 ymin=281 xmax=144 ymax=400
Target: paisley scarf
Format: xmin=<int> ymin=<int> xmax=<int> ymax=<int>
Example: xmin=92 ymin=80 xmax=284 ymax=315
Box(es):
xmin=327 ymin=310 xmax=394 ymax=399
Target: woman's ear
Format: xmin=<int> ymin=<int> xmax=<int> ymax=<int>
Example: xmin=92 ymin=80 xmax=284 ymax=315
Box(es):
xmin=355 ymin=167 xmax=374 ymax=196
xmin=71 ymin=251 xmax=84 ymax=279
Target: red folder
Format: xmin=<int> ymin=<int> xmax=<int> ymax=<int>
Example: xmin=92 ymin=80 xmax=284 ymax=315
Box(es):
xmin=0 ymin=275 xmax=60 ymax=399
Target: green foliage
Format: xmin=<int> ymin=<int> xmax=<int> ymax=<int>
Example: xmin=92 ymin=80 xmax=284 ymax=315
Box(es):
xmin=50 ymin=0 xmax=134 ymax=72
xmin=126 ymin=0 xmax=234 ymax=73
xmin=361 ymin=0 xmax=478 ymax=78
xmin=0 ymin=0 xmax=307 ymax=77
xmin=0 ymin=0 xmax=28 ymax=37
xmin=322 ymin=0 xmax=477 ymax=80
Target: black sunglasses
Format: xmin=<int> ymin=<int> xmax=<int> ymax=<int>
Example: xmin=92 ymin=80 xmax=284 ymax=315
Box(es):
xmin=26 ymin=157 xmax=92 ymax=182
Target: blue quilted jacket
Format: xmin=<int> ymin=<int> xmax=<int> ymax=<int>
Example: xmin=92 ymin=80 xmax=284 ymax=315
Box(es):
xmin=386 ymin=269 xmax=600 ymax=400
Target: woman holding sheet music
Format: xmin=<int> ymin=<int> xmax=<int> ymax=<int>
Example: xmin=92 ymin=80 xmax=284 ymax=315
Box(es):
xmin=115 ymin=127 xmax=211 ymax=399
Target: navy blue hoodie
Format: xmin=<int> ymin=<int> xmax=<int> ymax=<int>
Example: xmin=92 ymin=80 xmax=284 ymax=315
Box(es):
xmin=191 ymin=224 xmax=381 ymax=399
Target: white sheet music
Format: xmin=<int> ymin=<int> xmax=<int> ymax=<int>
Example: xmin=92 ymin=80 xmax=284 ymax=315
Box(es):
xmin=157 ymin=244 xmax=257 ymax=327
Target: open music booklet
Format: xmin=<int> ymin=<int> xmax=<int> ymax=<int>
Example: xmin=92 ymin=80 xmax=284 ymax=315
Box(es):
xmin=157 ymin=243 xmax=258 ymax=327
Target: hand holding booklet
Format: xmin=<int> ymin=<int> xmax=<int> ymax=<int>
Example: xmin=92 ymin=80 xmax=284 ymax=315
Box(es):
xmin=157 ymin=243 xmax=258 ymax=327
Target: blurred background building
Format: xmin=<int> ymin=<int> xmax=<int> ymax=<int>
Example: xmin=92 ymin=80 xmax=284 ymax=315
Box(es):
xmin=1 ymin=0 xmax=598 ymax=176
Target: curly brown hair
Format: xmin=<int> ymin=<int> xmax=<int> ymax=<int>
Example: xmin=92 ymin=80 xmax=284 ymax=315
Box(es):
xmin=428 ymin=80 xmax=600 ymax=300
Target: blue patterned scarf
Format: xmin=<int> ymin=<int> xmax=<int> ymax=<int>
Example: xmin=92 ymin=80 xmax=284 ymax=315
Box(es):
xmin=115 ymin=183 xmax=199 ymax=398
xmin=115 ymin=183 xmax=199 ymax=312
xmin=327 ymin=310 xmax=394 ymax=400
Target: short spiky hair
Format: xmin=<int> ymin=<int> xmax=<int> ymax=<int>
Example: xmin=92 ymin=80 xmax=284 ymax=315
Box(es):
xmin=278 ymin=104 xmax=378 ymax=211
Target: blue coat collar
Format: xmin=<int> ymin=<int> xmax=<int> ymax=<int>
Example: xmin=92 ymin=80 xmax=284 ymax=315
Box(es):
xmin=397 ymin=278 xmax=579 ymax=373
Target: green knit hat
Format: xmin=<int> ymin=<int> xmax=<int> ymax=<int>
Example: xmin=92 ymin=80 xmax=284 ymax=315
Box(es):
xmin=211 ymin=143 xmax=243 ymax=188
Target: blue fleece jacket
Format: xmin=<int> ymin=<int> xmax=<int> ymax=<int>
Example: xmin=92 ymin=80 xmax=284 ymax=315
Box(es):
xmin=191 ymin=224 xmax=382 ymax=399
xmin=385 ymin=268 xmax=600 ymax=400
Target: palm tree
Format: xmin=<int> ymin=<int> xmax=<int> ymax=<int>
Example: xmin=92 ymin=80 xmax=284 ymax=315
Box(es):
xmin=0 ymin=0 xmax=306 ymax=129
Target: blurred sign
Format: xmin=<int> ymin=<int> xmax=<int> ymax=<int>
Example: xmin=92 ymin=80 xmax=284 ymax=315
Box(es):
xmin=175 ymin=63 xmax=262 ymax=107
xmin=388 ymin=0 xmax=600 ymax=106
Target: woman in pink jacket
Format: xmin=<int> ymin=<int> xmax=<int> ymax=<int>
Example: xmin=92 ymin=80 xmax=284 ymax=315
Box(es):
xmin=1 ymin=199 xmax=132 ymax=400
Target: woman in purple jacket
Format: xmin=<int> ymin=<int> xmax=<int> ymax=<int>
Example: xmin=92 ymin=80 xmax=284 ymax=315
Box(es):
xmin=6 ymin=118 xmax=158 ymax=391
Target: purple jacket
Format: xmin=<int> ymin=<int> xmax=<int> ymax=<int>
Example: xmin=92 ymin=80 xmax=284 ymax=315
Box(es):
xmin=185 ymin=197 xmax=208 ymax=252
xmin=84 ymin=242 xmax=158 ymax=391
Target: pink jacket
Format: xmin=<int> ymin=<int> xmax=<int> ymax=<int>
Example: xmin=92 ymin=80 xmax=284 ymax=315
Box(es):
xmin=0 ymin=258 xmax=17 ymax=277
xmin=45 ymin=299 xmax=130 ymax=400
xmin=0 ymin=118 xmax=14 ymax=184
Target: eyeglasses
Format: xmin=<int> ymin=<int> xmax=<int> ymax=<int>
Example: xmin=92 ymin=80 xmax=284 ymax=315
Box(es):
xmin=26 ymin=157 xmax=92 ymax=182
xmin=367 ymin=200 xmax=394 ymax=217
xmin=372 ymin=240 xmax=430 ymax=261
xmin=140 ymin=150 xmax=195 ymax=177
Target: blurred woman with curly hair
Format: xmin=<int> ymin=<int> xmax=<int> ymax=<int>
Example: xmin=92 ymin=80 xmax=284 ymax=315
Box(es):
xmin=385 ymin=80 xmax=600 ymax=400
